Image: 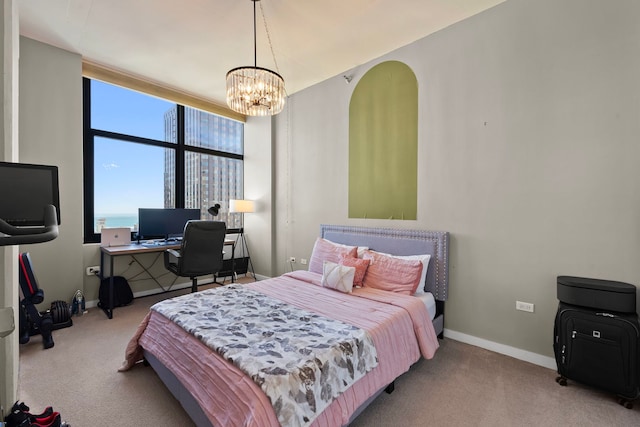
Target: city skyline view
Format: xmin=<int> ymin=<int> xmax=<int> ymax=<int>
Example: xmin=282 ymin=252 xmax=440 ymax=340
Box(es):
xmin=90 ymin=80 xmax=244 ymax=232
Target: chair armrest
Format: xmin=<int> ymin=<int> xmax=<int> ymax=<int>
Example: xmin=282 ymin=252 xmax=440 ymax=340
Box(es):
xmin=166 ymin=249 xmax=181 ymax=259
xmin=163 ymin=248 xmax=182 ymax=271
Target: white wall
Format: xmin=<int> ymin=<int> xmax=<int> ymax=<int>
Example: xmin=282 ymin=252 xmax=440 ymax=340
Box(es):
xmin=271 ymin=0 xmax=640 ymax=358
xmin=18 ymin=37 xmax=84 ymax=305
xmin=243 ymin=116 xmax=274 ymax=276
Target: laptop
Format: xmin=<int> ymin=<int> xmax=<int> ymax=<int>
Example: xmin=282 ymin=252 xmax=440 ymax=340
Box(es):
xmin=100 ymin=227 xmax=132 ymax=247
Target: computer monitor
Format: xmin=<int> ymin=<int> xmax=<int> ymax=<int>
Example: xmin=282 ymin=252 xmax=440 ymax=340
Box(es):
xmin=165 ymin=208 xmax=201 ymax=238
xmin=138 ymin=208 xmax=166 ymax=240
xmin=138 ymin=208 xmax=200 ymax=240
xmin=0 ymin=161 xmax=61 ymax=226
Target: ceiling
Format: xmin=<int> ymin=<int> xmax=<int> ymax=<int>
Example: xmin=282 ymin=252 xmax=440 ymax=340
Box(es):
xmin=19 ymin=0 xmax=505 ymax=109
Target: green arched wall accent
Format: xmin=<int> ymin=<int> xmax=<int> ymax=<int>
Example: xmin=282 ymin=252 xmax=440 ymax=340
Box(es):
xmin=349 ymin=61 xmax=418 ymax=220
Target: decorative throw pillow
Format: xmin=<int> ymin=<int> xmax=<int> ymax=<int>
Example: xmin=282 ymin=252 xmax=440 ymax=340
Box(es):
xmin=322 ymin=261 xmax=356 ymax=293
xmin=339 ymin=255 xmax=370 ymax=287
xmin=308 ymin=237 xmax=358 ymax=274
xmin=361 ymin=250 xmax=424 ymax=295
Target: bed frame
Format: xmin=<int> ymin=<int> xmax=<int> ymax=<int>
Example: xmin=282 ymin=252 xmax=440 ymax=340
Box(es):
xmin=144 ymin=225 xmax=450 ymax=426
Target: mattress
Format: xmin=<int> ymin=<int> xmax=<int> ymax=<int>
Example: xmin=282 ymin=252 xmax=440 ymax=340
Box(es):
xmin=418 ymin=292 xmax=436 ymax=320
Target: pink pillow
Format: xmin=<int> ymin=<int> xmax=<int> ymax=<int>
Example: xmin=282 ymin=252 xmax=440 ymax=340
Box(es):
xmin=339 ymin=255 xmax=370 ymax=287
xmin=361 ymin=250 xmax=424 ymax=295
xmin=308 ymin=238 xmax=358 ymax=274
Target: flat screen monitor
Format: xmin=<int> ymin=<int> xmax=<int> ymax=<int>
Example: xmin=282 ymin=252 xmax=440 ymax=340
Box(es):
xmin=165 ymin=208 xmax=201 ymax=237
xmin=138 ymin=208 xmax=200 ymax=240
xmin=0 ymin=161 xmax=60 ymax=226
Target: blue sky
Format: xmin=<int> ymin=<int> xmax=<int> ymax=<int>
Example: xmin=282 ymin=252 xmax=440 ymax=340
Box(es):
xmin=92 ymin=81 xmax=173 ymax=215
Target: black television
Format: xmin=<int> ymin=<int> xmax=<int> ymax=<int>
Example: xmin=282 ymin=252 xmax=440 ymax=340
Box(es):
xmin=0 ymin=161 xmax=60 ymax=226
xmin=138 ymin=208 xmax=200 ymax=240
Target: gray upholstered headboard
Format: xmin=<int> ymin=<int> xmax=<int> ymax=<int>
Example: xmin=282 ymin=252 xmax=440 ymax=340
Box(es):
xmin=320 ymin=224 xmax=450 ymax=301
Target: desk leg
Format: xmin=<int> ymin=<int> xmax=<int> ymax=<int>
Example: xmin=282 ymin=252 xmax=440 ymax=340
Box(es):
xmin=108 ymin=255 xmax=114 ymax=319
xmin=99 ymin=252 xmax=114 ymax=319
xmin=231 ymin=243 xmax=236 ymax=283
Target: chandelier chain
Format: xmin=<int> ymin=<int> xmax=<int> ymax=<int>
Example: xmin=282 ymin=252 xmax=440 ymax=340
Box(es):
xmin=259 ymin=1 xmax=288 ymax=97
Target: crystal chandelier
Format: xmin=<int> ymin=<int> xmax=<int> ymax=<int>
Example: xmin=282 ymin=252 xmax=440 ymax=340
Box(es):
xmin=226 ymin=0 xmax=285 ymax=116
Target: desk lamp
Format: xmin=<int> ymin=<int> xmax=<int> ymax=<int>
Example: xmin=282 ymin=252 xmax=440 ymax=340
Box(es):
xmin=208 ymin=204 xmax=221 ymax=216
xmin=229 ymin=199 xmax=256 ymax=280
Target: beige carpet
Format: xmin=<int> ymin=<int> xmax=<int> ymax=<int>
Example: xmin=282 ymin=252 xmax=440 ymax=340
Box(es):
xmin=18 ymin=283 xmax=640 ymax=427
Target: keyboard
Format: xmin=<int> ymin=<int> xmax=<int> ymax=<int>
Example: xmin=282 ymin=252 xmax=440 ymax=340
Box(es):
xmin=141 ymin=240 xmax=180 ymax=248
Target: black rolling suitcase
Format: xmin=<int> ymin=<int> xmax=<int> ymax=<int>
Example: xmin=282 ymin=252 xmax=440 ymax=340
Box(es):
xmin=554 ymin=276 xmax=640 ymax=408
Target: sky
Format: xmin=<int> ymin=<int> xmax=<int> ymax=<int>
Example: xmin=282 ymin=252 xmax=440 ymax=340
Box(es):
xmin=92 ymin=80 xmax=173 ymax=215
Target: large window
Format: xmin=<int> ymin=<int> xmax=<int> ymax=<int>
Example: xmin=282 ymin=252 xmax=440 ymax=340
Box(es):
xmin=83 ymin=78 xmax=244 ymax=243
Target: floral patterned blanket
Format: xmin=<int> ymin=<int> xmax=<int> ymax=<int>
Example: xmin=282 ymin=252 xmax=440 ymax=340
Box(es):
xmin=151 ymin=284 xmax=378 ymax=427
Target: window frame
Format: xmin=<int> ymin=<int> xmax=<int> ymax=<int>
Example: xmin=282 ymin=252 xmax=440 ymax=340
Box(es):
xmin=82 ymin=77 xmax=244 ymax=244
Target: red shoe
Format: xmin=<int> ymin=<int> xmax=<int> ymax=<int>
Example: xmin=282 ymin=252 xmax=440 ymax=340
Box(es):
xmin=5 ymin=402 xmax=53 ymax=427
xmin=29 ymin=412 xmax=61 ymax=427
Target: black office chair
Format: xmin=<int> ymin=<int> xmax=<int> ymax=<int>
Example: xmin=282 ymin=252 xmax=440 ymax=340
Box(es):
xmin=163 ymin=220 xmax=226 ymax=293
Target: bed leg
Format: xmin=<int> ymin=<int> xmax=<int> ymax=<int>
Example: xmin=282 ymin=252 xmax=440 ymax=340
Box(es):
xmin=436 ymin=300 xmax=445 ymax=339
xmin=384 ymin=382 xmax=395 ymax=394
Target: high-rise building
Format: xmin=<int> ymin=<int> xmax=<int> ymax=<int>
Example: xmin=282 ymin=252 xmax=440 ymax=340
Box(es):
xmin=164 ymin=107 xmax=244 ymax=228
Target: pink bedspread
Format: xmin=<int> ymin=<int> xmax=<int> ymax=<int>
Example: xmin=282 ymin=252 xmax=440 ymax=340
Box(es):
xmin=121 ymin=271 xmax=439 ymax=426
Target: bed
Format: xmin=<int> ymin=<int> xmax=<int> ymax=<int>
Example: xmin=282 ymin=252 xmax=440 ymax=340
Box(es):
xmin=120 ymin=225 xmax=450 ymax=426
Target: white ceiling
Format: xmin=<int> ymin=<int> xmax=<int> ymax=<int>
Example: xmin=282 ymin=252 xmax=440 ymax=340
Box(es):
xmin=19 ymin=0 xmax=505 ymax=109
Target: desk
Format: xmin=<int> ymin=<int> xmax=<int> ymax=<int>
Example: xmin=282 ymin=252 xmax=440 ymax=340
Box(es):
xmin=99 ymin=240 xmax=234 ymax=319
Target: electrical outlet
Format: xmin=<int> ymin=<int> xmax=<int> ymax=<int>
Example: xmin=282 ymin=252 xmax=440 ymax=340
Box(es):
xmin=300 ymin=258 xmax=308 ymax=265
xmin=516 ymin=301 xmax=534 ymax=313
xmin=289 ymin=257 xmax=296 ymax=263
xmin=86 ymin=266 xmax=100 ymax=276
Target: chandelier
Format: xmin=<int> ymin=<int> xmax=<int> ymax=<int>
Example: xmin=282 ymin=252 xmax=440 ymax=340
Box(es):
xmin=226 ymin=0 xmax=285 ymax=116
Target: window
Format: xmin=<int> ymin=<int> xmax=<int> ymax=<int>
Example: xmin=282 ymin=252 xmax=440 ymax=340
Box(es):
xmin=83 ymin=78 xmax=244 ymax=243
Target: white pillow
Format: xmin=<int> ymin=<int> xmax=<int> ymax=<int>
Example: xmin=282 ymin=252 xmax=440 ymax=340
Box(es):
xmin=402 ymin=254 xmax=431 ymax=295
xmin=321 ymin=260 xmax=356 ymax=293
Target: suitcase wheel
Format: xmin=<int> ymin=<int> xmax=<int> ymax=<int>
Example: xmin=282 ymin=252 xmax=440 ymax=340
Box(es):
xmin=555 ymin=376 xmax=568 ymax=386
xmin=617 ymin=398 xmax=634 ymax=409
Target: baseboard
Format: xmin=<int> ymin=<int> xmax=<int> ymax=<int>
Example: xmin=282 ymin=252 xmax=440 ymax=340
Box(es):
xmin=443 ymin=328 xmax=557 ymax=371
xmin=85 ymin=278 xmax=214 ymax=309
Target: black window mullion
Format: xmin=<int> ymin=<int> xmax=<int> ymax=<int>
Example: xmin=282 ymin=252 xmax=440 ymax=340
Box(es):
xmin=185 ymin=145 xmax=244 ymax=161
xmin=93 ymin=129 xmax=176 ymax=150
xmin=82 ymin=78 xmax=96 ymax=243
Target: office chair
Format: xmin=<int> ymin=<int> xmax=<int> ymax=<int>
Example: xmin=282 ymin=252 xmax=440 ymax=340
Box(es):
xmin=163 ymin=220 xmax=226 ymax=293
